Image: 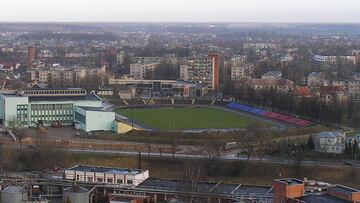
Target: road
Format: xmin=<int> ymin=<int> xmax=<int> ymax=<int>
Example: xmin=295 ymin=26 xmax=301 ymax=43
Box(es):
xmin=65 ymin=147 xmax=358 ymax=169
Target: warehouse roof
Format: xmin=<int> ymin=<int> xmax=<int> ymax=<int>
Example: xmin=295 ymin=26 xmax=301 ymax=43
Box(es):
xmin=77 ymin=106 xmax=109 ymax=112
xmin=28 ymin=94 xmax=101 ymax=102
xmin=67 ymin=165 xmax=145 ymax=175
xmin=329 ymin=185 xmax=360 ymax=195
xmin=138 ymin=178 xmax=273 ymax=196
xmin=299 ymin=194 xmax=350 ymax=203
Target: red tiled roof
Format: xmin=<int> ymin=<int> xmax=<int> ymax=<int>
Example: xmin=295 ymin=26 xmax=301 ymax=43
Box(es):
xmin=294 ymin=86 xmax=315 ymax=97
xmin=320 ymin=86 xmax=346 ymax=94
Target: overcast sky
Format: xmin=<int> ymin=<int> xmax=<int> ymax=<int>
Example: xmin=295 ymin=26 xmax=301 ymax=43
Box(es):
xmin=0 ymin=0 xmax=360 ymax=23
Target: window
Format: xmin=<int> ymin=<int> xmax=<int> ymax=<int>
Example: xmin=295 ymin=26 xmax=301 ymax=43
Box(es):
xmin=107 ymin=178 xmax=113 ymax=183
xmin=117 ymin=179 xmax=123 ymax=184
xmin=75 ymin=112 xmax=86 ymax=124
xmin=97 ymin=178 xmax=103 ymax=182
xmin=127 ymin=180 xmax=133 ymax=184
xmin=87 ymin=177 xmax=93 ymax=182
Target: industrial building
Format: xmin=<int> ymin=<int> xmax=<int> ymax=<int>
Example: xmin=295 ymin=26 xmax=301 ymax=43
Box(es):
xmin=1 ymin=167 xmax=360 ymax=203
xmin=274 ymin=178 xmax=360 ymax=203
xmin=64 ymin=165 xmax=149 ymax=186
xmin=0 ymin=88 xmax=115 ymax=132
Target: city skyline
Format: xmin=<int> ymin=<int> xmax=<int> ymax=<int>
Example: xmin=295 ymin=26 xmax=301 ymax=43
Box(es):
xmin=1 ymin=0 xmax=360 ymax=23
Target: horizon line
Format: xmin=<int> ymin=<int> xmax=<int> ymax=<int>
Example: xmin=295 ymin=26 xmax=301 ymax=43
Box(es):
xmin=1 ymin=21 xmax=360 ymax=25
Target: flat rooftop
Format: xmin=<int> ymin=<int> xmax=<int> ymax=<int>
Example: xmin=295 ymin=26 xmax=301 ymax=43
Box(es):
xmin=137 ymin=178 xmax=273 ymax=196
xmin=28 ymin=94 xmax=101 ymax=102
xmin=67 ymin=165 xmax=145 ymax=175
xmin=330 ymin=185 xmax=360 ymax=195
xmin=1 ymin=93 xmax=20 ymax=97
xmin=300 ymin=194 xmax=351 ymax=203
xmin=77 ymin=106 xmax=108 ymax=112
xmin=276 ymin=178 xmax=304 ymax=185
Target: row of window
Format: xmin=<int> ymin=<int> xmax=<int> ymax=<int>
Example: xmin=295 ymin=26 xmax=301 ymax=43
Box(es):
xmin=75 ymin=175 xmax=133 ymax=184
xmin=24 ymin=89 xmax=86 ymax=96
xmin=31 ymin=104 xmax=73 ymax=111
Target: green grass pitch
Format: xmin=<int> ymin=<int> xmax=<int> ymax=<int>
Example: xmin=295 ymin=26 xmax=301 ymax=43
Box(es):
xmin=115 ymin=107 xmax=268 ymax=130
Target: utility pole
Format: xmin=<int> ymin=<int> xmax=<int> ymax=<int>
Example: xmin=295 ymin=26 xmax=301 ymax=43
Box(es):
xmin=131 ymin=94 xmax=134 ymax=130
xmin=138 ymin=152 xmax=142 ymax=169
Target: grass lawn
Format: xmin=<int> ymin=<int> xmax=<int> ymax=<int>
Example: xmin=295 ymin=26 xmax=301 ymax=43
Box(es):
xmin=115 ymin=107 xmax=268 ymax=130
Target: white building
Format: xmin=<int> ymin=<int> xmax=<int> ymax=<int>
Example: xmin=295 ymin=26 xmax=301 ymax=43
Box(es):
xmin=314 ymin=55 xmax=356 ymax=64
xmin=130 ymin=63 xmax=159 ymax=80
xmin=0 ymin=89 xmax=118 ymax=133
xmin=313 ymin=131 xmax=345 ymax=154
xmin=243 ymin=42 xmax=278 ymax=50
xmin=180 ymin=65 xmax=190 ymax=81
xmin=64 ymin=165 xmax=149 ymax=186
xmin=348 ymin=80 xmax=360 ymax=100
xmin=116 ymin=51 xmax=125 ymax=65
xmin=261 ymin=71 xmax=282 ymax=80
xmin=231 ymin=55 xmax=247 ymax=66
xmin=74 ymin=106 xmax=115 ymax=132
xmin=231 ymin=63 xmax=254 ymax=80
xmin=308 ymin=72 xmax=325 ymax=90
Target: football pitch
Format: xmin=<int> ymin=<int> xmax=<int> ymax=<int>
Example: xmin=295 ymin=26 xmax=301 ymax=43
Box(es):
xmin=115 ymin=107 xmax=268 ymax=130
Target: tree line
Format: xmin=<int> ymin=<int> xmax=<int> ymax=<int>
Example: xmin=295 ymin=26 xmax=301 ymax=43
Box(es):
xmin=232 ymin=84 xmax=352 ymax=127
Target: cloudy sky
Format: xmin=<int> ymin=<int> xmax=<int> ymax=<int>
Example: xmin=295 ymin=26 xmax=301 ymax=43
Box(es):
xmin=0 ymin=0 xmax=359 ymax=23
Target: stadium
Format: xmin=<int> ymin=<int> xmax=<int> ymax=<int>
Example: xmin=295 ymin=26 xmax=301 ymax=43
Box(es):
xmin=111 ymin=98 xmax=313 ymax=132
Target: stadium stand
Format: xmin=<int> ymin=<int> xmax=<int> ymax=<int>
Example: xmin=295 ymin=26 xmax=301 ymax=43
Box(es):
xmin=175 ymin=99 xmax=193 ymax=105
xmin=153 ymin=99 xmax=172 ymax=105
xmin=125 ymin=99 xmax=146 ymax=106
xmin=213 ymin=101 xmax=229 ymax=106
xmin=195 ymin=100 xmax=212 ymax=105
xmin=108 ymin=99 xmax=128 ymax=106
xmin=227 ymin=102 xmax=313 ymax=127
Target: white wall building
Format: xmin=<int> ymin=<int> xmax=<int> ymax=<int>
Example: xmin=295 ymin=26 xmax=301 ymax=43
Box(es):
xmin=231 ymin=63 xmax=254 ymax=81
xmin=130 ymin=63 xmax=159 ymax=80
xmin=74 ymin=106 xmax=115 ymax=132
xmin=313 ymin=131 xmax=345 ymax=154
xmin=261 ymin=71 xmax=282 ymax=80
xmin=308 ymin=72 xmax=325 ymax=90
xmin=64 ymin=165 xmax=149 ymax=186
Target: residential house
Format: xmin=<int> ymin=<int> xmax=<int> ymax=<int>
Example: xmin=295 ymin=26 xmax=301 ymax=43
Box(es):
xmin=261 ymin=71 xmax=282 ymax=80
xmin=308 ymin=72 xmax=325 ymax=90
xmin=249 ymin=79 xmax=294 ymax=92
xmin=319 ymin=86 xmax=348 ymax=104
xmin=313 ymin=131 xmax=345 ymax=154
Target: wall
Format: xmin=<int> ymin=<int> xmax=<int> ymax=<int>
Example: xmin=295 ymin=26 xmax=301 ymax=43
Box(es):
xmin=64 ymin=169 xmax=149 ymax=186
xmin=1 ymin=95 xmax=29 ymax=127
xmin=85 ymin=110 xmax=115 ymax=132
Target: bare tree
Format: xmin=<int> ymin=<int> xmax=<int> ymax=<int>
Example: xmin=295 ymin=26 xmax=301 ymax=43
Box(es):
xmin=254 ymin=126 xmax=272 ymax=161
xmin=169 ymin=136 xmax=178 ymax=158
xmin=241 ymin=123 xmax=257 ymax=161
xmin=180 ymin=162 xmax=202 ymax=202
xmin=157 ymin=144 xmax=162 ymax=157
xmin=206 ymin=139 xmax=226 ymax=159
xmin=7 ymin=117 xmax=27 ymax=149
